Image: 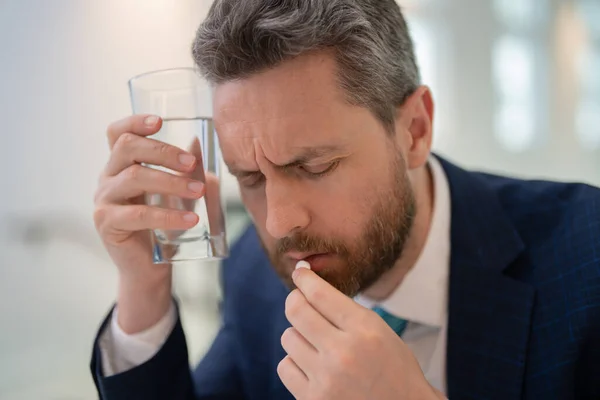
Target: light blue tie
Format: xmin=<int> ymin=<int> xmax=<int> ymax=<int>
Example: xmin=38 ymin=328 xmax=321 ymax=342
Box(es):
xmin=372 ymin=306 xmax=408 ymax=337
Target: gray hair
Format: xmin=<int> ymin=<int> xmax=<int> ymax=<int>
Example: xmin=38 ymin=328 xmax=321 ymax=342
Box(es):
xmin=192 ymin=0 xmax=421 ymax=132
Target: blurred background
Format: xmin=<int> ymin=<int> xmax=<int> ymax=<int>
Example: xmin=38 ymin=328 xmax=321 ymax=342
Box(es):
xmin=0 ymin=0 xmax=598 ymax=398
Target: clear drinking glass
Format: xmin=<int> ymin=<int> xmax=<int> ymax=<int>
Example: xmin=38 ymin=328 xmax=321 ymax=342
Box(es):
xmin=128 ymin=67 xmax=228 ymax=263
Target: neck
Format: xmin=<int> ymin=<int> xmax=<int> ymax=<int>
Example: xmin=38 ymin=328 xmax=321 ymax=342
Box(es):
xmin=362 ymin=162 xmax=435 ymax=301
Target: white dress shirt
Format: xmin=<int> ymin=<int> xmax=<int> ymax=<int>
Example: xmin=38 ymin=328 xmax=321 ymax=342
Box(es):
xmin=99 ymin=156 xmax=452 ymax=396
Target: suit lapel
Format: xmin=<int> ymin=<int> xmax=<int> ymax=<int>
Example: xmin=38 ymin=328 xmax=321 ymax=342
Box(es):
xmin=439 ymin=157 xmax=536 ymax=399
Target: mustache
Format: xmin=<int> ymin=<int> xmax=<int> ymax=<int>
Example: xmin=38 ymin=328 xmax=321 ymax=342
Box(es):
xmin=275 ymin=233 xmax=349 ymax=258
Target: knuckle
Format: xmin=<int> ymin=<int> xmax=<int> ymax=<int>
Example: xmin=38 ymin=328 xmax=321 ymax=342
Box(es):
xmin=305 ymin=285 xmax=325 ymax=304
xmin=276 ymin=357 xmax=290 ymax=378
xmin=114 ymin=132 xmax=135 ymax=150
xmin=284 ymin=290 xmax=305 ymax=320
xmin=93 ymin=206 xmax=109 ymax=231
xmin=360 ymin=328 xmax=383 ymax=351
xmin=365 ymin=311 xmax=390 ymax=338
xmin=280 ymin=327 xmax=295 ymax=349
xmin=94 ymin=175 xmax=112 ymax=204
xmin=360 ymin=310 xmax=379 ymax=329
xmin=106 ymin=121 xmax=119 ymax=141
xmin=124 ymin=164 xmax=143 ymax=181
xmin=153 ymin=140 xmax=174 ymax=157
xmin=164 ymin=210 xmax=177 ymax=226
xmin=131 ymin=206 xmax=148 ymax=222
xmin=159 ymin=143 xmax=172 ymax=155
xmin=331 ymin=347 xmax=355 ymax=370
xmin=158 ymin=209 xmax=177 ymax=228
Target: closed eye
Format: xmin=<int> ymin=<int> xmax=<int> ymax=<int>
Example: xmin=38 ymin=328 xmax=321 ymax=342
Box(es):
xmin=237 ymin=172 xmax=265 ymax=189
xmin=297 ymin=160 xmax=340 ymax=177
xmin=235 ymin=160 xmax=340 ymax=189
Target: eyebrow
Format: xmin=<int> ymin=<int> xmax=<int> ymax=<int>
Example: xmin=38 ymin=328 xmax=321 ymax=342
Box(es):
xmin=227 ymin=145 xmax=344 ymax=177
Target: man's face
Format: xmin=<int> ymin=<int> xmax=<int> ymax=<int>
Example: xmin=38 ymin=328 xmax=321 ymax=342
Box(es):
xmin=214 ymin=52 xmax=416 ymax=297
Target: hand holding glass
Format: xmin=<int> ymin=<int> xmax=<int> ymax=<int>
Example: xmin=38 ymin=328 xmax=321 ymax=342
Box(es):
xmin=128 ymin=68 xmax=228 ymax=263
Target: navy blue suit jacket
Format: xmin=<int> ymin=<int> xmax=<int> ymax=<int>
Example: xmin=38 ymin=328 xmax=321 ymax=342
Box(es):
xmin=91 ymin=157 xmax=600 ymax=399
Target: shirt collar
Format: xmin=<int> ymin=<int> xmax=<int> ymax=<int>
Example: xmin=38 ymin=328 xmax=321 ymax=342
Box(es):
xmin=355 ymin=155 xmax=451 ymax=327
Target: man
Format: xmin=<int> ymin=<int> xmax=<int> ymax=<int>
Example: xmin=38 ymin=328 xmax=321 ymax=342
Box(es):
xmin=90 ymin=0 xmax=600 ymax=399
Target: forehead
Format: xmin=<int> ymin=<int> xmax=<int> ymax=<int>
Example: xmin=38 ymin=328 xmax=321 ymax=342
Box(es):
xmin=213 ymin=51 xmax=346 ymax=126
xmin=212 ymin=52 xmax=381 ymax=165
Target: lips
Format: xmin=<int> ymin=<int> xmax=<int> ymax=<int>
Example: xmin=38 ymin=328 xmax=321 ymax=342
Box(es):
xmin=286 ymin=252 xmax=333 ymax=272
xmin=304 ymin=253 xmax=326 ymax=264
xmin=286 ymin=251 xmax=325 ymax=261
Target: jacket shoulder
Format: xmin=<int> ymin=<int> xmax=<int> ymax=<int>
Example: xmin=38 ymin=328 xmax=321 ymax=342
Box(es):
xmin=476 ymin=172 xmax=600 ymax=241
xmin=481 ymin=173 xmax=600 ymax=285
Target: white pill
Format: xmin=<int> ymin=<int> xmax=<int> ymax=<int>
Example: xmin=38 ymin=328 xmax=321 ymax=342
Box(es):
xmin=295 ymin=260 xmax=311 ymax=270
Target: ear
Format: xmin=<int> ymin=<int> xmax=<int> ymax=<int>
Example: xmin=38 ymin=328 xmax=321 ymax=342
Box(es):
xmin=393 ymin=86 xmax=434 ymax=170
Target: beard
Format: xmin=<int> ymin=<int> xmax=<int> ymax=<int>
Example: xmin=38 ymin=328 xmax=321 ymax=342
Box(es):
xmin=261 ymin=154 xmax=416 ymax=297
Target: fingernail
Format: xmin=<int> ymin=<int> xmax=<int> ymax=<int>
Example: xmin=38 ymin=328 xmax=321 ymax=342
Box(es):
xmin=183 ymin=213 xmax=197 ymax=222
xmin=295 ymin=260 xmax=311 ymax=270
xmin=188 ymin=181 xmax=204 ymax=193
xmin=144 ymin=115 xmax=159 ymax=126
xmin=179 ymin=154 xmax=196 ymax=166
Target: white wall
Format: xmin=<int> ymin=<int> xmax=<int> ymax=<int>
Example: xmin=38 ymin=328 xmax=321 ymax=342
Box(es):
xmin=0 ymin=1 xmax=225 ymax=398
xmin=409 ymin=0 xmax=600 ymax=186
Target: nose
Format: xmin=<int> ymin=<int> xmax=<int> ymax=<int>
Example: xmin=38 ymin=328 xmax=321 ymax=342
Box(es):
xmin=264 ymin=179 xmax=310 ymax=239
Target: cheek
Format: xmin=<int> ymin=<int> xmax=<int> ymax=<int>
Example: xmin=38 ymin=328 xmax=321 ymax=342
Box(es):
xmin=310 ymin=178 xmax=382 ymax=237
xmin=329 ymin=162 xmax=387 ymax=204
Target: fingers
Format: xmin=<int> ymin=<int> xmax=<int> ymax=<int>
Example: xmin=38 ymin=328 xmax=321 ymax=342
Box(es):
xmin=106 ymin=114 xmax=163 ymax=149
xmin=96 ymin=165 xmax=205 ymax=204
xmin=285 ymin=289 xmax=338 ymax=350
xmin=292 ymin=268 xmax=361 ymax=331
xmin=94 ymin=204 xmax=198 ymax=236
xmin=277 ymin=355 xmax=308 ymax=399
xmin=280 ymin=327 xmax=317 ymax=376
xmin=105 ymin=133 xmax=197 ymax=177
